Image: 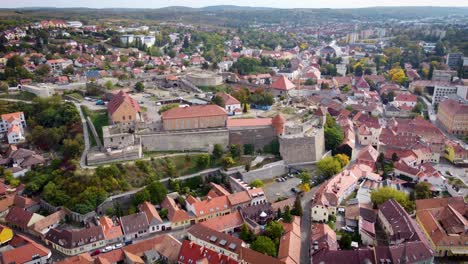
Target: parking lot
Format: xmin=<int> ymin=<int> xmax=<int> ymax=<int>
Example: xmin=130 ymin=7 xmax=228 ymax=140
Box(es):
xmin=263 ymin=175 xmax=301 ymax=202
xmin=434 ymin=162 xmax=468 ymax=185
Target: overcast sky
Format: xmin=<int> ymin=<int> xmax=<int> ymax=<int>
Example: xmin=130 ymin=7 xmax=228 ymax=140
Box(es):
xmin=2 ymin=0 xmax=468 ymax=9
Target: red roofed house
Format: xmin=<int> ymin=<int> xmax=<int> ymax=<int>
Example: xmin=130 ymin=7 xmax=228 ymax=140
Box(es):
xmin=161 ymin=196 xmax=192 ymax=229
xmin=107 ymin=90 xmax=142 ymax=126
xmin=270 ymin=76 xmax=296 ymax=97
xmin=161 ymin=105 xmax=227 ymax=131
xmin=394 ymin=93 xmax=418 ymax=108
xmin=139 ymin=201 xmax=170 ymax=233
xmin=1 ymin=112 xmax=26 ymax=144
xmin=0 ymin=233 xmax=51 ymax=264
xmin=178 ymin=240 xmax=239 ymax=264
xmin=355 ymin=76 xmax=370 ymax=91
xmin=185 ymin=195 xmax=231 ymax=223
xmin=216 ymin=93 xmax=241 ymax=115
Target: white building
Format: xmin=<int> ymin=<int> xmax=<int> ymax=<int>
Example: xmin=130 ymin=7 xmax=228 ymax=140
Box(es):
xmin=1 ymin=112 xmax=26 ymax=144
xmin=66 ymin=21 xmax=83 ymax=28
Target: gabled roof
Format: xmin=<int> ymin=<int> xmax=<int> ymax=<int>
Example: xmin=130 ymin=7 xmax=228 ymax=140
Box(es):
xmin=45 ymin=225 xmax=105 ymax=249
xmin=120 ymin=212 xmax=149 ymax=234
xmin=107 ymin=90 xmax=141 ymax=115
xmin=271 ymin=76 xmax=296 ymax=91
xmin=1 ymin=112 xmax=23 ymax=123
xmin=138 ymin=201 xmax=163 ymax=225
xmin=161 ymin=105 xmax=227 ymax=120
xmin=161 ymin=196 xmax=190 ymax=223
xmin=178 ymin=240 xmax=239 ymax=264
xmin=227 ymin=118 xmax=272 ymax=127
xmin=216 ymin=92 xmax=241 ymax=105
xmin=200 ymin=211 xmax=244 ymax=232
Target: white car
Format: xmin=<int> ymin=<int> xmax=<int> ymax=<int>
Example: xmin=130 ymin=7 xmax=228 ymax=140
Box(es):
xmin=114 ymin=243 xmax=123 ymax=249
xmin=101 ymin=246 xmax=114 ymax=253
xmin=341 ymin=226 xmax=354 ymax=233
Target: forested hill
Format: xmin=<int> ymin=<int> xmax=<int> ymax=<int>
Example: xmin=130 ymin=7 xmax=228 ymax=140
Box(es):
xmin=0 ymin=6 xmax=467 ymax=27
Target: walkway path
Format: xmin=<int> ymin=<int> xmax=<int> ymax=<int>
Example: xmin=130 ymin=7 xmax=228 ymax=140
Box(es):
xmin=75 ymin=103 xmax=90 ymax=168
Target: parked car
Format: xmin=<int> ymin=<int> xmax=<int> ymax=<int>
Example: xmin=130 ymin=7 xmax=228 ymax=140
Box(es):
xmin=341 ymin=226 xmax=354 ymax=233
xmin=90 ymin=249 xmax=101 ymax=256
xmin=101 ymin=246 xmax=114 ymax=253
xmin=96 ymin=100 xmax=105 ymax=105
xmin=114 ymin=243 xmax=124 ymax=249
xmin=291 ymin=187 xmax=297 ymax=193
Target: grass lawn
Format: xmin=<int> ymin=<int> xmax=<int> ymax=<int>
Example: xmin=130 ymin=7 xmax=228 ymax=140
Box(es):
xmin=0 ymin=91 xmax=36 ymax=101
xmin=81 ymin=106 xmax=109 ymax=146
xmin=65 ymin=93 xmax=84 ymax=102
xmin=198 ymin=84 xmax=232 ymax=93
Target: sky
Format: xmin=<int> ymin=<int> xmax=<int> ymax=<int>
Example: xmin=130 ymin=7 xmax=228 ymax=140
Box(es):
xmin=2 ymin=0 xmax=468 ymax=9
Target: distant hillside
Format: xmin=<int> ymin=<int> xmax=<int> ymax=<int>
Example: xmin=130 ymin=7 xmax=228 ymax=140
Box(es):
xmin=1 ymin=6 xmax=467 ymax=27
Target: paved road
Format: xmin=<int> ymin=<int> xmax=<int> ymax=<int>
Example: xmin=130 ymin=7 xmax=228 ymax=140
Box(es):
xmin=75 ymin=103 xmax=90 ymax=168
xmin=0 ymin=98 xmax=34 ymax=104
xmin=300 ymin=185 xmax=319 ymax=264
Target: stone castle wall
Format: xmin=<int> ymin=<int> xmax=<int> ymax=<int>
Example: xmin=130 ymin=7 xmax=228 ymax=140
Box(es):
xmin=279 ymin=127 xmax=325 ymax=164
xmin=139 ymin=129 xmax=229 ymax=152
xmin=228 ymin=126 xmax=276 ymax=150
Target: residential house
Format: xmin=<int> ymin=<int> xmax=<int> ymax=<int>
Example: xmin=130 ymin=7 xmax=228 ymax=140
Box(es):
xmin=161 ymin=196 xmax=192 ymax=229
xmin=356 ymin=145 xmax=379 ymax=170
xmin=107 ymin=90 xmax=143 ymax=126
xmin=5 ymin=206 xmax=44 ymax=231
xmin=270 ymin=76 xmax=296 ymax=97
xmin=139 ymin=201 xmax=170 ymax=233
xmin=278 ymin=217 xmax=301 ymax=264
xmin=45 ymin=225 xmax=106 ymax=256
xmin=187 ymin=224 xmax=247 ymax=261
xmin=178 ymin=240 xmax=239 ymax=264
xmin=120 ymin=212 xmax=149 ymax=242
xmin=185 ymin=195 xmax=231 ymax=223
xmin=415 ymin=197 xmax=467 ymax=257
xmin=46 ymin=59 xmax=73 ymax=73
xmin=31 ymin=209 xmax=67 ymax=237
xmin=200 ymin=211 xmax=244 ymax=234
xmin=216 ymin=92 xmax=242 ymax=115
xmin=378 ymin=199 xmax=427 ymax=245
xmin=310 ymin=223 xmax=338 ymax=256
xmin=393 ymin=93 xmax=418 ymax=109
xmin=2 ymin=146 xmax=46 ymax=177
xmin=98 ymin=216 xmax=123 ymax=245
xmin=0 ymin=112 xmax=26 ymax=144
xmin=0 ymin=232 xmax=51 ymax=264
xmin=394 ymin=162 xmax=446 ymax=191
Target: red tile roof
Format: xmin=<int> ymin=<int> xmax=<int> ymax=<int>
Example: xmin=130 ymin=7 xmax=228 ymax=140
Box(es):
xmin=178 ymin=240 xmax=239 ymax=264
xmin=227 ymin=118 xmax=272 ymax=127
xmin=161 ymin=105 xmax=227 ymax=120
xmin=216 ymin=92 xmax=241 ymax=105
xmin=395 ymin=93 xmax=418 ymax=102
xmin=271 ymin=76 xmax=296 ymax=91
xmin=107 ymin=90 xmax=141 ymax=115
xmin=200 ymin=211 xmax=244 ymax=232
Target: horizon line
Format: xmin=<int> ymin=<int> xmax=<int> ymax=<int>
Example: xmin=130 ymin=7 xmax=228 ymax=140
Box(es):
xmin=3 ymin=5 xmax=468 ymax=10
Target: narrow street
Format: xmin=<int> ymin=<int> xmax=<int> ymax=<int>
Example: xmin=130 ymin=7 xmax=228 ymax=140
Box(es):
xmin=300 ymin=185 xmax=319 ymax=264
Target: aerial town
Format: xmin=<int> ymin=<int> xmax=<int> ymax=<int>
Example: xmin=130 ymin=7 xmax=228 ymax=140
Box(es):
xmin=0 ymin=3 xmax=466 ymax=264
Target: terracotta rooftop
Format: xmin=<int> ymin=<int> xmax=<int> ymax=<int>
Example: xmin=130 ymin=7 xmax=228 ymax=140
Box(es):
xmin=271 ymin=76 xmax=296 ymax=91
xmin=161 ymin=105 xmax=227 ymax=120
xmin=200 ymin=211 xmax=244 ymax=232
xmin=227 ymin=118 xmax=272 ymax=127
xmin=216 ymin=92 xmax=241 ymax=105
xmin=178 ymin=240 xmax=239 ymax=264
xmin=107 ymin=90 xmax=141 ymax=115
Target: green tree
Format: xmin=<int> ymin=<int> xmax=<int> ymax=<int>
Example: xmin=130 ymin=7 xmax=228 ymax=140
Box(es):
xmin=212 ymin=144 xmax=224 ymax=159
xmin=229 ymin=144 xmax=242 ymax=159
xmin=135 ymin=81 xmax=145 ymax=92
xmin=158 ymin=103 xmax=179 ymax=114
xmin=292 ymin=195 xmax=303 ymax=216
xmin=35 ymin=64 xmax=51 ymax=77
xmin=146 ymin=181 xmax=168 ymax=204
xmin=415 ymin=182 xmax=432 ymax=200
xmin=391 ymin=153 xmax=399 ymax=162
xmin=249 ymin=179 xmax=264 ymax=188
xmin=240 ymin=223 xmax=254 ymax=242
xmin=221 ymin=156 xmax=235 ymax=170
xmin=196 ymin=154 xmax=211 ymax=169
xmin=370 ymin=187 xmax=414 ymax=212
xmin=334 ymin=154 xmax=350 ymax=168
xmin=133 ymin=188 xmax=151 ymax=206
xmin=104 ymin=80 xmax=114 ymax=90
xmin=211 ymin=95 xmax=225 ymax=107
xmin=299 ymin=171 xmax=312 ymax=185
xmin=316 ymin=156 xmax=342 ymax=178
xmin=339 ymin=232 xmax=352 ymax=250
xmin=265 ymin=221 xmax=284 ymax=242
xmin=324 ymin=114 xmax=343 ymax=151
xmin=251 ymin=236 xmax=277 ymax=257
xmin=243 ymin=144 xmax=254 ymax=155
xmin=283 ymin=206 xmax=293 ymax=223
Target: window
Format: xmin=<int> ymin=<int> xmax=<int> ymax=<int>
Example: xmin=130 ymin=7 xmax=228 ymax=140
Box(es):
xmin=123 ymin=116 xmax=126 ymax=120
xmin=129 ymin=115 xmax=132 ymax=120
